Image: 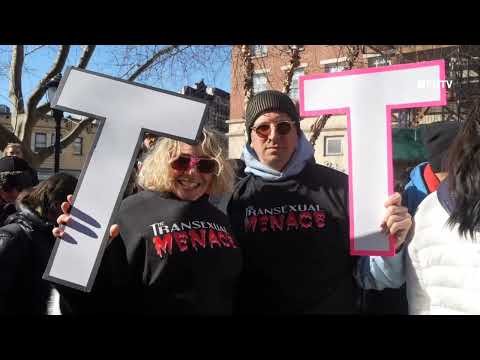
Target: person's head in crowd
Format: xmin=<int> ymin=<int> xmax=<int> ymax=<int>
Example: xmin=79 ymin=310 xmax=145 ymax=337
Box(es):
xmin=142 ymin=133 xmax=158 ymax=152
xmin=3 ymin=143 xmax=24 ymax=158
xmin=137 ymin=127 xmax=234 ymax=201
xmin=423 ymin=121 xmax=461 ymax=179
xmin=20 ymin=173 xmax=77 ymax=223
xmin=245 ymin=90 xmax=302 ymax=171
xmin=0 ymin=156 xmax=36 ymax=204
xmin=445 ymin=103 xmax=480 ymax=239
xmin=228 ymin=158 xmax=246 ymax=179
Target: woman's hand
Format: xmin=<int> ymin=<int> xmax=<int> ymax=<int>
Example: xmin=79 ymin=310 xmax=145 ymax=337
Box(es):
xmin=52 ymin=194 xmax=120 ymax=240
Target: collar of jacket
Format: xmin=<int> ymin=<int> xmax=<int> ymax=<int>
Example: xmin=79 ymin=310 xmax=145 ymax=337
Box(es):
xmin=242 ymin=132 xmax=315 ymax=181
xmin=11 ymin=202 xmax=54 ymax=231
xmin=437 ymin=179 xmax=455 ymax=215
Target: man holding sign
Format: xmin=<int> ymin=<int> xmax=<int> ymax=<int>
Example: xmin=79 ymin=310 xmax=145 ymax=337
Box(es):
xmin=227 ymin=90 xmax=411 ymax=314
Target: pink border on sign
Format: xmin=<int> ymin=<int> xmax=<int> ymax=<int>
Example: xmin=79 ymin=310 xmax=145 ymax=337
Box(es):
xmin=299 ymin=60 xmax=447 ymax=256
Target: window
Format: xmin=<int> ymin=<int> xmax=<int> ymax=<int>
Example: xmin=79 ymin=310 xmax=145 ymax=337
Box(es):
xmin=368 ymin=56 xmax=391 ymax=68
xmin=288 ymin=67 xmax=305 ymax=100
xmin=250 ymin=45 xmax=268 ymax=57
xmin=51 ymin=132 xmax=64 ymax=146
xmin=73 ymin=137 xmax=83 ymax=155
xmin=253 ymin=73 xmax=268 ymax=94
xmin=324 ymin=62 xmax=346 ymax=73
xmin=325 ymin=136 xmax=343 ymax=156
xmin=34 ymin=133 xmax=47 ymax=152
xmin=51 ymin=133 xmax=57 ymax=146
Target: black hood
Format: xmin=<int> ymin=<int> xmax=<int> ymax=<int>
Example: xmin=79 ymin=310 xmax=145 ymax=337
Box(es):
xmin=4 ymin=202 xmax=53 ymax=233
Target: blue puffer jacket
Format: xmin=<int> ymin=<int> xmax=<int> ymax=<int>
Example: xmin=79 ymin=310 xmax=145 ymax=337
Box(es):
xmin=403 ymin=162 xmax=431 ymax=216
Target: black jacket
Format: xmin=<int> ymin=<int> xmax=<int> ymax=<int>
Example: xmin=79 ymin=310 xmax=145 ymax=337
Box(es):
xmin=227 ymin=162 xmax=360 ymax=314
xmin=0 ymin=203 xmax=57 ymax=315
xmin=0 ymin=200 xmax=16 ymax=226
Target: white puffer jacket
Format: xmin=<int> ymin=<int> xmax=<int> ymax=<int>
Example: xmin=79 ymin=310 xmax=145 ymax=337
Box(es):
xmin=406 ymin=191 xmax=480 ymax=315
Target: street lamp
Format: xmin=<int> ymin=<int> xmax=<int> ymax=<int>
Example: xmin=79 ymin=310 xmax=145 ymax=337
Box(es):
xmin=46 ymin=73 xmax=63 ymax=174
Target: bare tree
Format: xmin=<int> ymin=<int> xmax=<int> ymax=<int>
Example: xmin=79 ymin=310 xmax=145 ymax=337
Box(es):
xmin=239 ymin=45 xmax=254 ymax=111
xmin=281 ymin=45 xmax=301 ymax=94
xmin=1 ymin=45 xmax=229 ymax=167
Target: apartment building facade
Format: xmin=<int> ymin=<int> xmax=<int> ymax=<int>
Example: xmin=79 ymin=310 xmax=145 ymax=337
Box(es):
xmin=227 ymin=45 xmax=466 ymax=174
xmin=0 ymin=106 xmax=97 ymax=180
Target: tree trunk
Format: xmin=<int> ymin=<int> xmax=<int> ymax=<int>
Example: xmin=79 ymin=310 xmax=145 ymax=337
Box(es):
xmin=282 ymin=45 xmax=301 ymax=94
xmin=240 ymin=45 xmax=254 ymax=112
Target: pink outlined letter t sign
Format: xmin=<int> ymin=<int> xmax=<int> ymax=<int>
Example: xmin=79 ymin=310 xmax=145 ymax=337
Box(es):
xmin=43 ymin=67 xmax=207 ymax=291
xmin=299 ymin=60 xmax=447 ymax=256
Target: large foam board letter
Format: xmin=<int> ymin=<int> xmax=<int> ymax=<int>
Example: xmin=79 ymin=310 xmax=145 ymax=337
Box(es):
xmin=300 ymin=60 xmax=447 ymax=256
xmin=43 ymin=67 xmax=207 ymax=291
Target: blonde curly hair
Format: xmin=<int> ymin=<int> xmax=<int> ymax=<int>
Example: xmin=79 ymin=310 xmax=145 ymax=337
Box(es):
xmin=137 ymin=128 xmax=234 ymax=196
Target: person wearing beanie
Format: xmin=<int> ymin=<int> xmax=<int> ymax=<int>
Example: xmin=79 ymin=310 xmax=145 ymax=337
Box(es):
xmin=227 ymin=90 xmax=413 ymax=314
xmin=2 ymin=143 xmax=40 ymax=186
xmin=404 ymin=121 xmax=461 ymax=217
xmin=0 ymin=156 xmax=37 ymax=225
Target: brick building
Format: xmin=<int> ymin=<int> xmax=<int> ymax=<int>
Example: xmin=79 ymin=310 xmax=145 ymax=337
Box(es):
xmin=227 ymin=45 xmax=469 ymax=173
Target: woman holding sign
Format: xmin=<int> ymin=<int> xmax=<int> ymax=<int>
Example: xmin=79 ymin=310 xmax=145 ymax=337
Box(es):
xmin=406 ymin=103 xmax=480 ymax=315
xmin=54 ymin=128 xmax=242 ymax=315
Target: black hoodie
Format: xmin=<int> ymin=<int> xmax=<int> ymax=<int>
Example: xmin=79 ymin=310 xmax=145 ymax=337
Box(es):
xmin=227 ymin=162 xmax=360 ymax=314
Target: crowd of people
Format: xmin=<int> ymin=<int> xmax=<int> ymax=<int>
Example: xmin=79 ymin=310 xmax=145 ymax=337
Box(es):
xmin=1 ymin=90 xmax=479 ymax=315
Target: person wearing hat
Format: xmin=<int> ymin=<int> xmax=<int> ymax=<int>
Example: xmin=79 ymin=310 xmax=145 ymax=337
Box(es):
xmin=0 ymin=156 xmax=37 ymax=225
xmin=124 ymin=132 xmax=160 ymax=198
xmin=2 ymin=143 xmax=40 ymax=186
xmin=403 ymin=121 xmax=461 ymax=216
xmin=227 ymin=90 xmax=412 ymax=314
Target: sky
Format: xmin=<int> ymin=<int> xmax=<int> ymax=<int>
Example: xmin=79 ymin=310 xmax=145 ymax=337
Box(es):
xmin=0 ymin=45 xmax=232 ymax=111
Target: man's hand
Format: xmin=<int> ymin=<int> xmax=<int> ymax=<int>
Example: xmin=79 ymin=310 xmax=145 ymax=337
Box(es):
xmin=381 ymin=192 xmax=412 ymax=250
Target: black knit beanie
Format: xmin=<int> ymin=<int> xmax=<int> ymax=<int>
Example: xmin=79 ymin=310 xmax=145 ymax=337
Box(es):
xmin=0 ymin=156 xmax=36 ymax=192
xmin=245 ymin=90 xmax=300 ymax=143
xmin=423 ymin=121 xmax=460 ymax=173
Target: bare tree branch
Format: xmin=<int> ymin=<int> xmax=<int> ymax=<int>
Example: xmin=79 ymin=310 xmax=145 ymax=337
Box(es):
xmin=127 ymin=45 xmax=183 ymax=81
xmin=0 ymin=122 xmax=21 ymax=150
xmin=365 ymin=45 xmax=388 ymax=58
xmin=9 ymin=45 xmax=25 ymax=116
xmin=309 ymin=115 xmax=331 ymax=146
xmin=77 ymin=45 xmax=96 ymax=69
xmin=25 ymin=45 xmax=46 ymax=56
xmin=240 ymin=45 xmax=254 ymax=112
xmin=282 ymin=45 xmax=301 ymax=94
xmin=412 ymin=107 xmax=431 ymax=127
xmin=32 ymin=46 xmax=95 ymax=125
xmin=19 ymin=46 xmax=70 ymax=147
xmin=36 ymin=102 xmax=51 ymax=115
xmin=26 ymin=45 xmax=70 ymax=117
